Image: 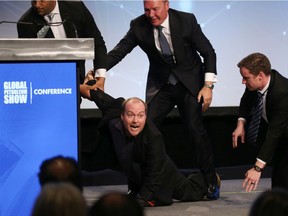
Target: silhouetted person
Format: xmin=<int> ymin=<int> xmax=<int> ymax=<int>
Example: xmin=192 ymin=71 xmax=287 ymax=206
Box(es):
xmin=31 ymin=182 xmax=87 ymax=216
xmin=38 ymin=155 xmax=83 ymax=191
xmin=249 ymin=188 xmax=288 ymax=216
xmin=89 ymin=191 xmax=144 ymax=216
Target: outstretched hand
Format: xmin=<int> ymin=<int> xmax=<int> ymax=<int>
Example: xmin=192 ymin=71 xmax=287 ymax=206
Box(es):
xmin=79 ymin=83 xmax=97 ymax=99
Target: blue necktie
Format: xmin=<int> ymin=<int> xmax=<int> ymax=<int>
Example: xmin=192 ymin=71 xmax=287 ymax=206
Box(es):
xmin=157 ymin=26 xmax=174 ymax=63
xmin=246 ymin=92 xmax=264 ymax=143
xmin=157 ymin=26 xmax=177 ymax=85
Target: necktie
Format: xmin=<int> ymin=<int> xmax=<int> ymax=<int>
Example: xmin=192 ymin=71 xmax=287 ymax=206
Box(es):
xmin=246 ymin=92 xmax=264 ymax=143
xmin=157 ymin=26 xmax=174 ymax=64
xmin=37 ymin=13 xmax=55 ymax=38
xmin=157 ymin=26 xmax=177 ymax=85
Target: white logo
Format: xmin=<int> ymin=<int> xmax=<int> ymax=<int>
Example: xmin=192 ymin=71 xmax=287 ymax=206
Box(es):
xmin=3 ymin=81 xmax=28 ymax=104
xmin=3 ymin=81 xmax=73 ymax=105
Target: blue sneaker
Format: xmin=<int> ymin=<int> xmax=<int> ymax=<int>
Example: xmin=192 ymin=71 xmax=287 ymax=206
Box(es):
xmin=203 ymin=173 xmax=220 ymax=200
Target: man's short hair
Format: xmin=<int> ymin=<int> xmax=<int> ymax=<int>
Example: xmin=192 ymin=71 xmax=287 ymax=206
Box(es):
xmin=237 ymin=52 xmax=271 ymax=76
xmin=38 ymin=155 xmax=83 ymax=191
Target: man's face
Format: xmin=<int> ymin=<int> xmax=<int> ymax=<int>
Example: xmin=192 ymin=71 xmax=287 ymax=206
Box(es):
xmin=31 ymin=0 xmax=56 ymax=16
xmin=121 ymin=100 xmax=147 ymax=137
xmin=240 ymin=67 xmax=262 ymax=91
xmin=144 ymin=0 xmax=169 ymax=27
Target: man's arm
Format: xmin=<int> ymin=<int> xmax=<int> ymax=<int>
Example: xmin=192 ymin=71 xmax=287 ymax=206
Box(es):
xmin=107 ymin=24 xmax=138 ymax=70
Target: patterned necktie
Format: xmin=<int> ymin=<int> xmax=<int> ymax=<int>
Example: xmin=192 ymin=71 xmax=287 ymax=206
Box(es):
xmin=246 ymin=92 xmax=264 ymax=143
xmin=37 ymin=13 xmax=55 ymax=38
xmin=157 ymin=26 xmax=177 ymax=85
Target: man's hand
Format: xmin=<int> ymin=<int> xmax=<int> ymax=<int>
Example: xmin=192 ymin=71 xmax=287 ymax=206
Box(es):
xmin=79 ymin=83 xmax=97 ymax=99
xmin=232 ymin=120 xmax=246 ymax=148
xmin=94 ymin=77 xmax=105 ymax=92
xmin=84 ymin=70 xmax=95 ymax=84
xmin=197 ymin=86 xmax=212 ymax=112
xmin=242 ymin=168 xmax=261 ymax=192
xmin=83 ymin=70 xmax=105 ymax=92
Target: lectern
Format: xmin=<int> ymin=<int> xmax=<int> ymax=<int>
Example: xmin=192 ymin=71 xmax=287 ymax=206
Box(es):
xmin=0 ymin=38 xmax=94 ymax=216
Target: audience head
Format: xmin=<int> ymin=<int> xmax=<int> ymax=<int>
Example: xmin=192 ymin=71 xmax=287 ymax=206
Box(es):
xmin=38 ymin=155 xmax=83 ymax=191
xmin=121 ymin=97 xmax=147 ymax=137
xmin=31 ymin=182 xmax=87 ymax=216
xmin=249 ymin=188 xmax=288 ymax=216
xmin=89 ymin=191 xmax=144 ymax=216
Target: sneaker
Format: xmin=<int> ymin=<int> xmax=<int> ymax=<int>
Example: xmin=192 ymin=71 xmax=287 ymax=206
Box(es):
xmin=203 ymin=173 xmax=221 ymax=200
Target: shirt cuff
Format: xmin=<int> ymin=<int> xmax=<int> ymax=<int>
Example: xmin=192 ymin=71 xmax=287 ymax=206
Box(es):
xmin=205 ymin=73 xmax=217 ymax=83
xmin=94 ymin=68 xmax=106 ymax=78
xmin=256 ymin=158 xmax=267 ymax=165
xmin=238 ymin=117 xmax=246 ymax=123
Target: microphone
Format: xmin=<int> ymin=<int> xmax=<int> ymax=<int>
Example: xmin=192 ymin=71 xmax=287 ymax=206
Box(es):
xmin=0 ymin=20 xmax=65 ymax=26
xmin=62 ymin=14 xmax=78 ymax=38
xmin=0 ymin=20 xmax=43 ymax=26
xmin=70 ymin=21 xmax=78 ymax=38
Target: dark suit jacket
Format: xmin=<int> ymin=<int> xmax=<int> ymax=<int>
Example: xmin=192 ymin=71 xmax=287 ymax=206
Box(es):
xmin=90 ymin=90 xmax=188 ymax=204
xmin=17 ymin=0 xmax=107 ymax=82
xmin=239 ymin=70 xmax=288 ymax=163
xmin=108 ymin=8 xmax=216 ymax=103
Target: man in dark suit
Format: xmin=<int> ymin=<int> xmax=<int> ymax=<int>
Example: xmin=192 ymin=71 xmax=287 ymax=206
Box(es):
xmin=103 ymin=0 xmax=219 ymax=199
xmin=80 ymin=82 xmax=208 ymax=206
xmin=232 ymin=53 xmax=288 ymax=191
xmin=17 ymin=0 xmax=107 ymax=85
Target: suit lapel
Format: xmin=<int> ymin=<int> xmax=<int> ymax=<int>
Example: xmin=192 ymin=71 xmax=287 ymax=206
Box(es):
xmin=169 ymin=10 xmax=185 ymax=63
xmin=143 ymin=20 xmax=159 ymax=55
xmin=58 ymin=1 xmax=76 ymax=38
xmin=265 ymin=72 xmax=275 ymax=120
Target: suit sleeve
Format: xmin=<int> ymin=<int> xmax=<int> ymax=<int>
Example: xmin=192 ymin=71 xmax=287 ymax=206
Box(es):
xmin=107 ymin=21 xmax=138 ymax=70
xmin=138 ymin=125 xmax=167 ymax=201
xmin=258 ymin=93 xmax=288 ymax=162
xmin=189 ymin=14 xmax=216 ymax=74
xmin=77 ymin=1 xmax=107 ymax=70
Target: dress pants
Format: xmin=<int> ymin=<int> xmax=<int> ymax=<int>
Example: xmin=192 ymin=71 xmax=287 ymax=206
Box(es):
xmin=147 ymin=82 xmax=217 ymax=186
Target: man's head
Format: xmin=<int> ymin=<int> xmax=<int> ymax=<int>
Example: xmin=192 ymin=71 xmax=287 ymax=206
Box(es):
xmin=31 ymin=0 xmax=56 ymax=16
xmin=237 ymin=53 xmax=271 ymax=91
xmin=144 ymin=0 xmax=169 ymax=27
xmin=32 ymin=183 xmax=87 ymax=216
xmin=89 ymin=191 xmax=144 ymax=216
xmin=121 ymin=97 xmax=147 ymax=137
xmin=38 ymin=155 xmax=83 ymax=192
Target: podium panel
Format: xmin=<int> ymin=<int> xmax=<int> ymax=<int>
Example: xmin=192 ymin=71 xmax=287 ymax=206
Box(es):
xmin=0 ymin=39 xmax=93 ymax=216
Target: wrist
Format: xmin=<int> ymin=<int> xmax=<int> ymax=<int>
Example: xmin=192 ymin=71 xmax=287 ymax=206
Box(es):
xmin=253 ymin=165 xmax=263 ymax=172
xmin=204 ymin=83 xmax=214 ymax=90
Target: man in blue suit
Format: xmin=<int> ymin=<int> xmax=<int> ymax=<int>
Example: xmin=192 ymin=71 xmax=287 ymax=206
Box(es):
xmin=98 ymin=0 xmax=219 ymax=199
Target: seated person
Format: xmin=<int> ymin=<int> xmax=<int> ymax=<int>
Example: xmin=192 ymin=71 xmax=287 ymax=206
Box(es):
xmin=79 ymin=81 xmax=217 ymax=206
xmin=31 ymin=182 xmax=87 ymax=216
xmin=249 ymin=188 xmax=288 ymax=216
xmin=38 ymin=155 xmax=83 ymax=192
xmin=89 ymin=191 xmax=144 ymax=216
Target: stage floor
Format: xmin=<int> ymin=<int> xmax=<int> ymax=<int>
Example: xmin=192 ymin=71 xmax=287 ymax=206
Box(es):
xmin=83 ymin=178 xmax=271 ymax=216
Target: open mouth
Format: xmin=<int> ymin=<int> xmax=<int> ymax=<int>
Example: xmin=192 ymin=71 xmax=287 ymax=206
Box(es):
xmin=130 ymin=125 xmax=139 ymax=131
